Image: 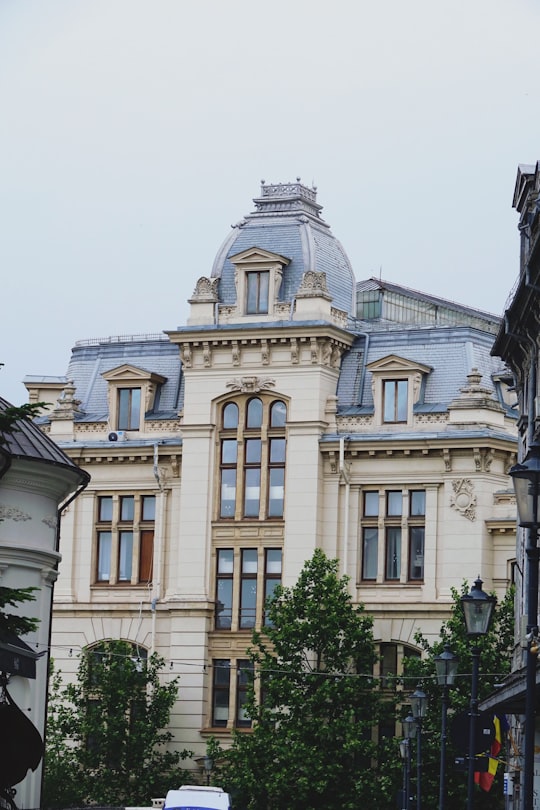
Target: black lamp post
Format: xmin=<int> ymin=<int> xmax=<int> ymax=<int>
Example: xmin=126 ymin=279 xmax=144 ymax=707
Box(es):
xmin=410 ymin=687 xmax=428 ymax=810
xmin=509 ymin=440 xmax=540 ymax=810
xmin=461 ymin=576 xmax=496 ymax=810
xmin=403 ymin=714 xmax=416 ymax=810
xmin=434 ymin=644 xmax=458 ymax=810
xmin=399 ymin=739 xmax=410 ymax=810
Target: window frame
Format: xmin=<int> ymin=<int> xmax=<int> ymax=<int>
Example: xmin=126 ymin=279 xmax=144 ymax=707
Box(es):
xmin=94 ymin=493 xmax=156 ymax=586
xmin=218 ymin=396 xmax=287 ymax=522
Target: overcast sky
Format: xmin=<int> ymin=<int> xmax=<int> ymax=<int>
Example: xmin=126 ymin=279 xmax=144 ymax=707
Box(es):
xmin=1 ymin=0 xmax=539 ymax=405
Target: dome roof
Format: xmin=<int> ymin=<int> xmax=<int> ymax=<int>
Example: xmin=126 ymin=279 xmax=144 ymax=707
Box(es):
xmin=211 ymin=180 xmax=355 ymax=315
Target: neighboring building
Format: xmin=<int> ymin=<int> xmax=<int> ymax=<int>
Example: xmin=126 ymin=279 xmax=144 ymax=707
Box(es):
xmin=24 ymin=181 xmax=518 ymax=774
xmin=484 ymin=161 xmax=540 ymax=808
xmin=0 ymin=399 xmax=89 ymax=809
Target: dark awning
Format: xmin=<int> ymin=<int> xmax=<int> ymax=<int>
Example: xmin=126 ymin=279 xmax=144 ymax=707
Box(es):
xmin=0 ymin=631 xmax=44 ymax=679
xmin=479 ymin=662 xmax=540 ymax=715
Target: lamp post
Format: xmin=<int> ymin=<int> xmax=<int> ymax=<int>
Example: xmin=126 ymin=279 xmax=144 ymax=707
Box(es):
xmin=195 ymin=755 xmax=214 ymax=785
xmin=403 ymin=714 xmax=416 ymax=810
xmin=434 ymin=644 xmax=458 ymax=810
xmin=399 ymin=739 xmax=410 ymax=810
xmin=461 ymin=576 xmax=496 ymax=810
xmin=410 ymin=687 xmax=428 ymax=810
xmin=509 ymin=440 xmax=540 ymax=810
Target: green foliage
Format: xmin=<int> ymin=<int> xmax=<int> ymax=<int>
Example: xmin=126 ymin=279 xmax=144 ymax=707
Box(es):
xmin=0 ymin=402 xmax=48 ymax=446
xmin=0 ymin=586 xmax=39 ymax=637
xmin=43 ymin=642 xmax=193 ymax=808
xmin=402 ymin=582 xmax=515 ymax=810
xmin=214 ymin=550 xmax=400 ymax=810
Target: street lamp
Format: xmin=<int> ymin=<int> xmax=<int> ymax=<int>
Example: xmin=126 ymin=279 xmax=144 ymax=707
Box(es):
xmin=509 ymin=440 xmax=540 ymax=810
xmin=195 ymin=755 xmax=214 ymax=785
xmin=434 ymin=644 xmax=458 ymax=810
xmin=403 ymin=714 xmax=416 ymax=810
xmin=399 ymin=739 xmax=410 ymax=810
xmin=410 ymin=687 xmax=428 ymax=810
xmin=461 ymin=576 xmax=496 ymax=810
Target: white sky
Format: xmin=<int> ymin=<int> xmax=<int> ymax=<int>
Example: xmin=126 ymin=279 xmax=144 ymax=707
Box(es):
xmin=1 ymin=0 xmax=539 ymax=404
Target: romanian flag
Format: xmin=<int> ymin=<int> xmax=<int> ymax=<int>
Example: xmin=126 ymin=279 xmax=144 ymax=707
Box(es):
xmin=474 ymin=714 xmax=507 ymax=791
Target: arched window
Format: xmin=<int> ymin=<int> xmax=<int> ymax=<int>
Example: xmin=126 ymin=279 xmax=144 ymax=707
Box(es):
xmin=270 ymin=400 xmax=287 ymax=427
xmin=223 ymin=402 xmax=239 ymax=429
xmin=246 ymin=397 xmax=263 ymax=428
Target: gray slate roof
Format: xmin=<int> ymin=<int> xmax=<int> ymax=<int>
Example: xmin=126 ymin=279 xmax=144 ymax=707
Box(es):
xmin=211 ymin=181 xmax=355 ymax=315
xmin=0 ymin=396 xmax=89 ymax=480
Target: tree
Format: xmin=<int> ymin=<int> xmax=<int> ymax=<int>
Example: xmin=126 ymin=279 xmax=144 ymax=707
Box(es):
xmin=0 ymin=587 xmax=38 ymax=637
xmin=402 ymin=582 xmax=515 ymax=810
xmin=215 ymin=550 xmax=399 ymax=810
xmin=0 ymin=401 xmax=46 ymax=637
xmin=42 ymin=641 xmax=193 ymax=808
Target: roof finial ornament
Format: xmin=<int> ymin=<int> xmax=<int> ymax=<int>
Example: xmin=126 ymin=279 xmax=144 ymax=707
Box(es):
xmin=261 ymin=179 xmax=265 ymax=185
xmin=296 ymin=176 xmax=301 ymax=182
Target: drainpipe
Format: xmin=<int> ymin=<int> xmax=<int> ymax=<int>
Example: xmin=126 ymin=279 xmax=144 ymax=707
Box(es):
xmin=339 ymin=436 xmax=350 ymax=577
xmin=151 ymin=442 xmax=165 ymax=655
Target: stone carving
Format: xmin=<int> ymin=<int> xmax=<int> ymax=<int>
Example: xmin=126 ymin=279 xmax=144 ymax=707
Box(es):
xmin=50 ymin=381 xmax=82 ymax=421
xmin=297 ymin=270 xmax=331 ymax=299
xmin=0 ymin=505 xmax=31 ymax=523
xmin=181 ymin=344 xmax=192 ymax=368
xmin=42 ymin=515 xmax=58 ymax=530
xmin=203 ymin=343 xmax=211 ymax=367
xmin=226 ymin=377 xmax=276 ymax=393
xmin=450 ymin=479 xmax=477 ymax=521
xmin=189 ymin=277 xmax=219 ymax=302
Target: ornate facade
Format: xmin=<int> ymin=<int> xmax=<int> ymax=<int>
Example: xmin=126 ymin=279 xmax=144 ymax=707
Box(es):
xmin=24 ymin=181 xmax=517 ymax=776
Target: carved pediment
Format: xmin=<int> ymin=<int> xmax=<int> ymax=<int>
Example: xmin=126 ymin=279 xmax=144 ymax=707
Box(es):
xmin=228 ymin=247 xmax=290 ymax=267
xmin=366 ymin=354 xmax=432 ymax=375
xmin=102 ymin=365 xmax=167 ymax=385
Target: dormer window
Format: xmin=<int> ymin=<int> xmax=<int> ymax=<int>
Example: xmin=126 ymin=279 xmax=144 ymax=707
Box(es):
xmin=118 ymin=388 xmax=141 ymax=431
xmin=246 ymin=271 xmax=270 ymax=314
xmin=228 ymin=247 xmax=289 ymax=320
xmin=102 ymin=365 xmax=166 ymax=433
xmin=383 ymin=380 xmax=408 ymax=423
xmin=367 ymin=355 xmax=432 ymax=428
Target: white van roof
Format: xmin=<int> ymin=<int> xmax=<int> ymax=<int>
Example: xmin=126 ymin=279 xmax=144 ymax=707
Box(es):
xmin=164 ymin=786 xmax=230 ymax=810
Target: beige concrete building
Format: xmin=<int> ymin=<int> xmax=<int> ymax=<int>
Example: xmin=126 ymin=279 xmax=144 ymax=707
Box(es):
xmin=25 ymin=181 xmax=518 ymax=774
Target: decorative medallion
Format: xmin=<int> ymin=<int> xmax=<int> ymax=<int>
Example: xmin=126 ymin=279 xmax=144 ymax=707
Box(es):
xmin=226 ymin=376 xmax=276 ymax=393
xmin=450 ymin=479 xmax=477 ymax=521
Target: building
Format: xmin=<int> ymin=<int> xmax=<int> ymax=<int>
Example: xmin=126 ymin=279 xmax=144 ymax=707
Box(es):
xmin=0 ymin=399 xmax=89 ymax=809
xmin=24 ymin=180 xmax=518 ymax=774
xmin=483 ymin=161 xmax=540 ymax=808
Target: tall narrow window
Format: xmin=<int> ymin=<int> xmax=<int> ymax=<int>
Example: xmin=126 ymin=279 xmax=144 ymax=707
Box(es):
xmin=362 ymin=491 xmax=379 ymax=581
xmin=385 ymin=491 xmax=402 ymax=581
xmin=246 ymin=397 xmax=263 ymax=428
xmin=383 ymin=380 xmax=408 ymax=423
xmin=97 ymin=532 xmax=111 ymax=581
xmin=212 ymin=660 xmax=231 ymax=727
xmin=408 ymin=490 xmax=426 ymax=581
xmin=118 ymin=388 xmax=141 ymax=430
xmin=244 ymin=440 xmax=261 ymax=517
xmin=220 ymin=439 xmax=237 ymax=518
xmin=264 ymin=548 xmax=282 ymax=626
xmin=268 ymin=439 xmax=285 ymax=517
xmin=118 ymin=532 xmax=133 ymax=581
xmin=216 ymin=549 xmax=234 ymax=629
xmin=246 ymin=271 xmax=269 ymax=314
xmin=236 ymin=660 xmax=254 ymax=728
xmin=239 ymin=549 xmax=257 ymax=629
xmin=362 ymin=528 xmax=378 ymax=580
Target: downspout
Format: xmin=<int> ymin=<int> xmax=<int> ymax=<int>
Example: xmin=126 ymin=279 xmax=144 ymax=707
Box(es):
xmin=151 ymin=441 xmax=165 ymax=655
xmin=339 ymin=436 xmax=350 ymax=577
xmin=355 ymin=331 xmax=370 ymax=406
